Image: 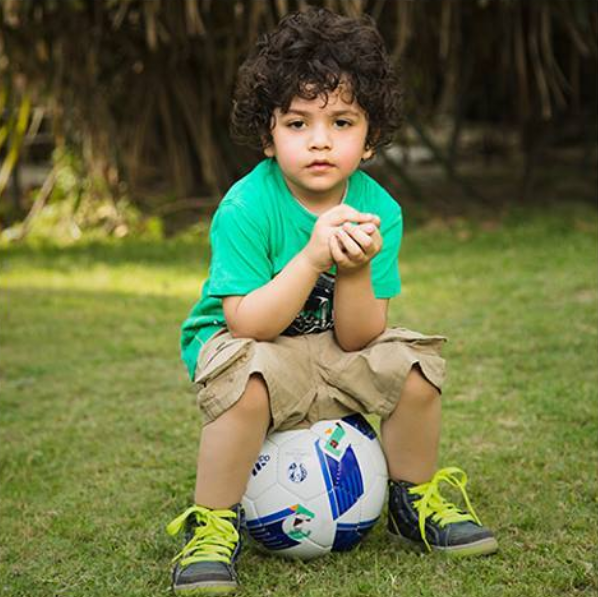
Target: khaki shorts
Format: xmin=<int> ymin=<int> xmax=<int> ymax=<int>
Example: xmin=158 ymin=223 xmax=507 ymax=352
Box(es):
xmin=193 ymin=328 xmax=447 ymax=432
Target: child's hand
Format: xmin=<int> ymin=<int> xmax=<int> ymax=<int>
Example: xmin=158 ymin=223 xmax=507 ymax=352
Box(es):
xmin=330 ymin=221 xmax=383 ymax=272
xmin=303 ymin=205 xmax=381 ymax=272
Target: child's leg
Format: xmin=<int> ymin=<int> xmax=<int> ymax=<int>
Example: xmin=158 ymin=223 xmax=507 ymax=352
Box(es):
xmin=380 ymin=364 xmax=441 ymax=484
xmin=381 ymin=364 xmax=498 ymax=556
xmin=167 ymin=374 xmax=271 ymax=594
xmin=194 ymin=373 xmax=271 ymax=508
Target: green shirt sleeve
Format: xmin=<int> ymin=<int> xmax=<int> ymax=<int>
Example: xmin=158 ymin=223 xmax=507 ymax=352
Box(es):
xmin=208 ymin=200 xmax=273 ymax=298
xmin=371 ymin=202 xmax=402 ymax=298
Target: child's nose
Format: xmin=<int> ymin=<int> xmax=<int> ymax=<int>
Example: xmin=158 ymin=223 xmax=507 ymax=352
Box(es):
xmin=308 ymin=125 xmax=332 ymax=150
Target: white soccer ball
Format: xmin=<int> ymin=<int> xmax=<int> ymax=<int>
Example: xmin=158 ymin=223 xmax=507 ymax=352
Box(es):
xmin=242 ymin=414 xmax=388 ymax=559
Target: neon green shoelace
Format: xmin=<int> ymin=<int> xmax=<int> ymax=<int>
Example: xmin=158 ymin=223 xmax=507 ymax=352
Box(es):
xmin=408 ymin=466 xmax=482 ymax=552
xmin=166 ymin=505 xmax=239 ymax=566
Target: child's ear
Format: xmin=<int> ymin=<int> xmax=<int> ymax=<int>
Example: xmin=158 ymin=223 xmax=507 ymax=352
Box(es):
xmin=262 ymin=133 xmax=275 ymax=157
xmin=362 ymin=130 xmax=378 ymax=161
xmin=362 ymin=147 xmax=374 ymax=161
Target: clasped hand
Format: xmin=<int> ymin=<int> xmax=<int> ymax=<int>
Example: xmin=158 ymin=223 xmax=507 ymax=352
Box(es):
xmin=304 ymin=204 xmax=383 ymax=273
xmin=330 ymin=220 xmax=382 ymax=272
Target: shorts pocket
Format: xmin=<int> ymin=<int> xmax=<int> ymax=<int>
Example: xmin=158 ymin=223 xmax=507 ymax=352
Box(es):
xmin=194 ymin=337 xmax=253 ymax=386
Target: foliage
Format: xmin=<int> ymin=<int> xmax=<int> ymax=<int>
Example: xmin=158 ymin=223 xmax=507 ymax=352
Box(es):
xmin=0 ymin=85 xmax=30 ymax=196
xmin=0 ymin=147 xmax=163 ymax=244
xmin=0 ymin=0 xmax=596 ymax=239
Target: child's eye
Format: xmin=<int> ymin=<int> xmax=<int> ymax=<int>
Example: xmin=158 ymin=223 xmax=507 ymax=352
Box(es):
xmin=335 ymin=119 xmax=353 ymax=128
xmin=287 ymin=121 xmax=306 ymax=130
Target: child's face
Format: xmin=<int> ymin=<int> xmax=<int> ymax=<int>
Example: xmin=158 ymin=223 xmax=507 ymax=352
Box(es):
xmin=264 ymin=87 xmax=373 ymax=210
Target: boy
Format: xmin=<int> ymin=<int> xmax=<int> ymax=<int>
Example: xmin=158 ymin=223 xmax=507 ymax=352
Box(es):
xmin=167 ymin=7 xmax=498 ymax=595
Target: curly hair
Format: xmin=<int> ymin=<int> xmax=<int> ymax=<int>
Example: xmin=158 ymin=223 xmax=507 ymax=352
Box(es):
xmin=230 ymin=7 xmax=401 ymax=152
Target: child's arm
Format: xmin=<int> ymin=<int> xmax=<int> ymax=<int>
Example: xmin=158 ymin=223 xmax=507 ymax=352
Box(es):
xmin=330 ymin=223 xmax=388 ymax=351
xmin=223 ymin=205 xmax=380 ymax=341
xmin=223 ymin=252 xmax=320 ymax=340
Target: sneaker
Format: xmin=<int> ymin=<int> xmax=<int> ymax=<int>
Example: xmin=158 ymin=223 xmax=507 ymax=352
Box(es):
xmin=166 ymin=504 xmax=243 ymax=594
xmin=388 ymin=466 xmax=498 ymax=557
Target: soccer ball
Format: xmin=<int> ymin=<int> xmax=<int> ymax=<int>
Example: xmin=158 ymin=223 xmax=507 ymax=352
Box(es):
xmin=242 ymin=413 xmax=388 ymax=559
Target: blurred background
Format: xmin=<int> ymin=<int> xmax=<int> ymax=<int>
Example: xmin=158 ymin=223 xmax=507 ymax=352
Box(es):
xmin=0 ymin=0 xmax=596 ymax=242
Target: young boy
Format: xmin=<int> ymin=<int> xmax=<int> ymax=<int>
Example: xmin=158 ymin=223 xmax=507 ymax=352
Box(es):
xmin=167 ymin=7 xmax=498 ymax=595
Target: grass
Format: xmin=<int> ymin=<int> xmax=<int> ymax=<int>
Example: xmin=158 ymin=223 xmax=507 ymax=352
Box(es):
xmin=1 ymin=202 xmax=597 ymax=597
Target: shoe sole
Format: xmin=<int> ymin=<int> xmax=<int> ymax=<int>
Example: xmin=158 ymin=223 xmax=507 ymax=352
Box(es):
xmin=173 ymin=580 xmax=238 ymax=595
xmin=389 ymin=530 xmax=499 ymax=557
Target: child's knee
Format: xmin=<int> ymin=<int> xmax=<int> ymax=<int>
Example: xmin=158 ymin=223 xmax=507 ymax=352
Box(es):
xmin=403 ymin=365 xmax=440 ymax=402
xmin=231 ymin=373 xmax=271 ymax=418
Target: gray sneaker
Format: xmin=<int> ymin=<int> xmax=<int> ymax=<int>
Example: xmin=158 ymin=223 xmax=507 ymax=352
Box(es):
xmin=166 ymin=504 xmax=243 ymax=594
xmin=388 ymin=467 xmax=498 ymax=557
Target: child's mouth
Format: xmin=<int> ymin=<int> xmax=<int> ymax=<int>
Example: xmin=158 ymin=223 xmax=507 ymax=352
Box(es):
xmin=307 ymin=161 xmax=334 ymax=171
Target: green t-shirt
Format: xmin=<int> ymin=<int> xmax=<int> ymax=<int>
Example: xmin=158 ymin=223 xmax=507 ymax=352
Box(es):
xmin=181 ymin=158 xmax=403 ymax=379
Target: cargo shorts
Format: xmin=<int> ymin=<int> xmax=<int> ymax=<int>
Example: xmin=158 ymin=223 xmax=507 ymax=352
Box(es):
xmin=193 ymin=327 xmax=447 ymax=432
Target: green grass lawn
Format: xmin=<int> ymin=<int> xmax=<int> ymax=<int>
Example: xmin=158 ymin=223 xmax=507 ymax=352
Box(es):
xmin=1 ymin=203 xmax=597 ymax=597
